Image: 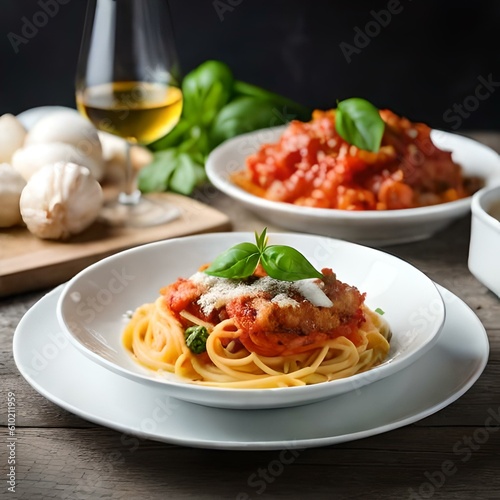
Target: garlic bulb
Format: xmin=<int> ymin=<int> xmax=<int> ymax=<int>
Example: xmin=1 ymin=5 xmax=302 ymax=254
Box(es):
xmin=98 ymin=131 xmax=153 ymax=183
xmin=12 ymin=142 xmax=103 ymax=182
xmin=20 ymin=162 xmax=103 ymax=240
xmin=0 ymin=114 xmax=27 ymax=163
xmin=25 ymin=111 xmax=104 ymax=180
xmin=0 ymin=163 xmax=26 ymax=227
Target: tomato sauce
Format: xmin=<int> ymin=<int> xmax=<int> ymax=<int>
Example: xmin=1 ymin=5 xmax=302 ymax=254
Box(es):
xmin=234 ymin=109 xmax=482 ymax=210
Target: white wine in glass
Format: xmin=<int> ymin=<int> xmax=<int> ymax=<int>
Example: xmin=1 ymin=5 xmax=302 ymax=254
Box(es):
xmin=76 ymin=0 xmax=182 ymax=227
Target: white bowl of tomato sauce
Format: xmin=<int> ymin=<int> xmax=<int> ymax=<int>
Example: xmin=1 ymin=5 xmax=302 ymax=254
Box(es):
xmin=206 ymin=118 xmax=500 ymax=246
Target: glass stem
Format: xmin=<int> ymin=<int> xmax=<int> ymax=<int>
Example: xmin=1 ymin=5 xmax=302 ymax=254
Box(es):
xmin=118 ymin=141 xmax=141 ymax=205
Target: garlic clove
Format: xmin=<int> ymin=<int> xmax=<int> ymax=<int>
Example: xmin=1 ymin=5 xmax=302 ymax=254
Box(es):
xmin=20 ymin=162 xmax=103 ymax=240
xmin=98 ymin=131 xmax=153 ymax=183
xmin=25 ymin=111 xmax=104 ymax=180
xmin=16 ymin=105 xmax=79 ymax=130
xmin=131 ymin=144 xmax=154 ymax=171
xmin=12 ymin=142 xmax=104 ymax=182
xmin=0 ymin=163 xmax=26 ymax=227
xmin=98 ymin=130 xmax=127 ymax=163
xmin=0 ymin=114 xmax=27 ymax=164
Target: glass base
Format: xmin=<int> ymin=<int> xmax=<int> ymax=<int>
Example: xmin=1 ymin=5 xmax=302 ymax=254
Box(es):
xmin=99 ymin=191 xmax=180 ymax=228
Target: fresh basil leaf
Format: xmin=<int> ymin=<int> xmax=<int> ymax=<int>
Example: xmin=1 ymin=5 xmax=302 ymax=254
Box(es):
xmin=184 ymin=325 xmax=209 ymax=354
xmin=188 ymin=149 xmax=206 ymax=166
xmin=204 ymin=243 xmax=261 ymax=279
xmin=137 ymin=149 xmax=179 ymax=193
xmin=255 ymin=228 xmax=267 ymax=253
xmin=182 ymin=60 xmax=234 ymax=126
xmin=168 ymin=153 xmax=207 ymax=195
xmin=335 ymin=97 xmax=385 ymax=152
xmin=178 ymin=126 xmax=210 ymax=158
xmin=200 ymin=81 xmax=226 ymax=125
xmin=233 ymin=80 xmax=311 ymax=120
xmin=209 ymin=97 xmax=289 ymax=149
xmin=148 ymin=118 xmax=191 ymax=152
xmin=261 ymin=245 xmax=323 ymax=281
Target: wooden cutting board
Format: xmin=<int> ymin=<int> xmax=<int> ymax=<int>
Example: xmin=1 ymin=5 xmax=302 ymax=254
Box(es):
xmin=0 ymin=193 xmax=231 ymax=298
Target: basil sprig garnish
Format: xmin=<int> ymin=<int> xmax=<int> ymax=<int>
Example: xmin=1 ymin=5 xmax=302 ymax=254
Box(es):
xmin=335 ymin=97 xmax=385 ymax=152
xmin=204 ymin=229 xmax=323 ymax=281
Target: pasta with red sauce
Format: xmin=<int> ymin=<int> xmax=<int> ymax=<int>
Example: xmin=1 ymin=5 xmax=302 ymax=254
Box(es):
xmin=232 ymin=109 xmax=482 ymax=210
xmin=122 ymin=265 xmax=391 ymax=388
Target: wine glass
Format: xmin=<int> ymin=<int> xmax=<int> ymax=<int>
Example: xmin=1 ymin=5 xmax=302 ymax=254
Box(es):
xmin=75 ymin=0 xmax=182 ymax=227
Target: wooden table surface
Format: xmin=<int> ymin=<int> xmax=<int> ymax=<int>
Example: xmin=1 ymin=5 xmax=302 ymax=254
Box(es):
xmin=2 ymin=132 xmax=500 ymax=500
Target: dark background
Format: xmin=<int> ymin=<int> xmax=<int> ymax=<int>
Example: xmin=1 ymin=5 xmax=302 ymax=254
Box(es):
xmin=1 ymin=0 xmax=499 ymax=131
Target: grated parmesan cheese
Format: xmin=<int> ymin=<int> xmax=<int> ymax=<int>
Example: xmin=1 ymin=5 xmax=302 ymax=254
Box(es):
xmin=406 ymin=128 xmax=418 ymax=139
xmin=189 ymin=272 xmax=332 ymax=314
xmin=271 ymin=293 xmax=299 ymax=308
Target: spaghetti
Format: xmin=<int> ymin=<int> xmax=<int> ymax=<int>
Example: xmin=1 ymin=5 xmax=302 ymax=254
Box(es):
xmin=123 ymin=266 xmax=391 ymax=389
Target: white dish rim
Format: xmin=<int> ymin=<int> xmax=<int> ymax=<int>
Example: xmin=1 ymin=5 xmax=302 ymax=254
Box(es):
xmin=471 ymin=184 xmax=500 ymax=229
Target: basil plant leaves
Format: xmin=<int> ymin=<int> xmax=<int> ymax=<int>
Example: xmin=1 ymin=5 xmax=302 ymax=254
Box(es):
xmin=335 ymin=97 xmax=385 ymax=152
xmin=204 ymin=229 xmax=323 ymax=282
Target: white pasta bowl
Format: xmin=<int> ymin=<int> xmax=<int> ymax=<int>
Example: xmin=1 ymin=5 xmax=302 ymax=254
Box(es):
xmin=57 ymin=232 xmax=445 ymax=409
xmin=205 ymin=127 xmax=500 ymax=246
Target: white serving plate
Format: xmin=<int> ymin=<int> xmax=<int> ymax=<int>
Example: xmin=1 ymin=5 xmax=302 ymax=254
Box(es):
xmin=56 ymin=232 xmax=445 ymax=409
xmin=205 ymin=127 xmax=500 ymax=246
xmin=14 ymin=284 xmax=488 ymax=450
